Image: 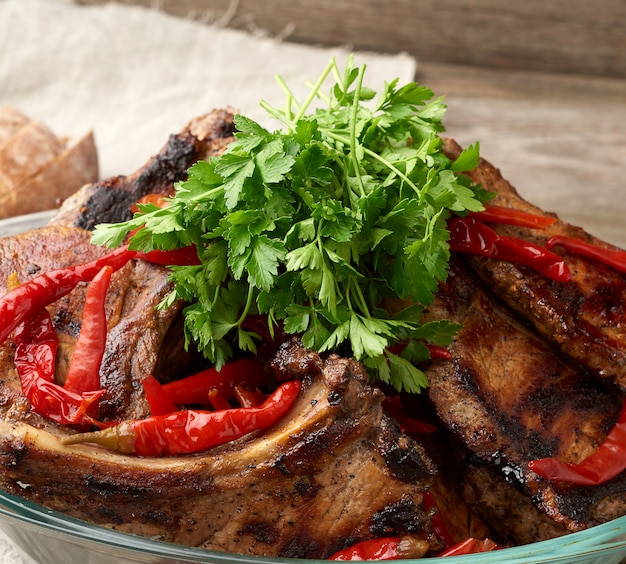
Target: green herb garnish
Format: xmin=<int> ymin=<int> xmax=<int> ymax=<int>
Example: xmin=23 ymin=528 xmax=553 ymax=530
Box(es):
xmin=92 ymin=56 xmax=490 ymax=393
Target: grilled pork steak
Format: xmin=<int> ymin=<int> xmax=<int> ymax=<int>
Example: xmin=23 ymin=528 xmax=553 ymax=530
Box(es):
xmin=0 ymin=225 xmax=182 ymax=422
xmin=0 ymin=337 xmax=438 ymax=558
xmin=0 ymin=113 xmax=442 ymax=557
xmin=422 ymin=256 xmax=626 ymax=542
xmin=442 ymin=138 xmax=626 ymax=388
xmin=50 ymin=109 xmax=237 ymax=230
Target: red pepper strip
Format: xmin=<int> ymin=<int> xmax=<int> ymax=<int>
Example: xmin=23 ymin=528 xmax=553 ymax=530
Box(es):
xmin=62 ymin=380 xmax=302 ymax=456
xmin=448 ymin=216 xmax=571 ymax=283
xmin=0 ymin=245 xmax=135 ymax=346
xmin=422 ymin=492 xmax=457 ymax=550
xmin=547 ymin=235 xmax=626 ymax=274
xmin=470 ymin=205 xmax=556 ymax=229
xmin=63 ymin=266 xmax=112 ymax=394
xmin=13 ymin=309 xmax=104 ymax=426
xmin=437 ymin=537 xmax=498 ymax=557
xmin=162 ymin=358 xmax=266 ymax=405
xmin=207 ymin=389 xmax=232 ymax=411
xmin=528 ymin=400 xmax=626 ymax=486
xmin=130 ymin=193 xmax=169 ymax=214
xmin=141 ymin=375 xmax=178 ymax=416
xmin=382 ymin=397 xmax=438 ymax=434
xmin=135 ymin=245 xmax=201 ymax=266
xmin=426 ymin=344 xmax=452 ymax=361
xmin=234 ymin=384 xmax=266 ymax=408
xmin=328 ymin=537 xmax=401 ymax=561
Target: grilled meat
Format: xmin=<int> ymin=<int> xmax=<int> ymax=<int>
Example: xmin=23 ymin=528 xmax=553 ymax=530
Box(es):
xmin=442 ymin=138 xmax=626 ymax=388
xmin=50 ymin=109 xmax=236 ymax=230
xmin=422 ymin=256 xmax=626 ymax=542
xmin=0 ymin=114 xmax=442 ymax=558
xmin=0 ymin=338 xmax=438 ymax=558
xmin=0 ymin=225 xmax=181 ymax=422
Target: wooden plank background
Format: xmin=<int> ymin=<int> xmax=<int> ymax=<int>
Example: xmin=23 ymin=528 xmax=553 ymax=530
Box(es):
xmin=75 ymin=0 xmax=626 ymax=247
xmin=77 ymin=0 xmax=626 ymax=79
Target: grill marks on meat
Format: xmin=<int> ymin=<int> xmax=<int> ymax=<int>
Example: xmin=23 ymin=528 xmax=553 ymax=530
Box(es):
xmin=50 ymin=109 xmax=236 ymax=230
xmin=422 ymin=257 xmax=626 ymax=541
xmin=442 ymin=138 xmax=626 ymax=388
xmin=0 ymin=226 xmax=183 ymax=422
xmin=0 ymin=112 xmax=441 ymax=557
xmin=0 ymin=341 xmax=438 ymax=558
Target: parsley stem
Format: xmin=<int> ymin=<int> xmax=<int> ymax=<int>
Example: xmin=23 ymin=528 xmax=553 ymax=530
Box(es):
xmin=235 ymin=284 xmax=255 ymax=327
xmin=349 ymin=65 xmax=367 ymax=198
xmin=323 ymin=127 xmax=422 ymax=197
xmin=292 ymin=59 xmax=336 ymax=126
xmin=275 ymin=75 xmax=300 ymax=119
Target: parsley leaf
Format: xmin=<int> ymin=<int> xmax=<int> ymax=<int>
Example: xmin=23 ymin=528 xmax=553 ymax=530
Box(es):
xmin=92 ymin=56 xmax=491 ymax=393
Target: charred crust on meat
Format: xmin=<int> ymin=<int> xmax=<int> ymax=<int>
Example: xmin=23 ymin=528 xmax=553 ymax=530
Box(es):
xmin=369 ymin=495 xmax=429 ymax=536
xmin=73 ymin=111 xmax=237 ymax=232
xmin=0 ymin=439 xmax=28 ymax=468
xmin=378 ymin=415 xmax=436 ymax=483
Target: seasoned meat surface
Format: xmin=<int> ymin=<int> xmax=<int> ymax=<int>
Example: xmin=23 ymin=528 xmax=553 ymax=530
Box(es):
xmin=0 ymin=225 xmax=183 ymax=421
xmin=422 ymin=257 xmax=626 ymax=539
xmin=442 ymin=138 xmax=626 ymax=388
xmin=0 ymin=339 xmax=438 ymax=558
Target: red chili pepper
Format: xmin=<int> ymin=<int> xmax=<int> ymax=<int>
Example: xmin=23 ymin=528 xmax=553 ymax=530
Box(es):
xmin=13 ymin=309 xmax=104 ymax=426
xmin=130 ymin=193 xmax=169 ymax=214
xmin=437 ymin=537 xmax=498 ymax=557
xmin=135 ymin=245 xmax=201 ymax=266
xmin=328 ymin=537 xmax=401 ymax=561
xmin=422 ymin=492 xmax=457 ymax=550
xmin=141 ymin=375 xmax=178 ymax=416
xmin=62 ymin=380 xmax=301 ymax=456
xmin=234 ymin=384 xmax=266 ymax=408
xmin=0 ymin=245 xmax=135 ymax=346
xmin=448 ymin=216 xmax=571 ymax=283
xmin=426 ymin=344 xmax=452 ymax=361
xmin=63 ymin=266 xmax=112 ymax=394
xmin=382 ymin=397 xmax=438 ymax=434
xmin=528 ymin=400 xmax=626 ymax=486
xmin=207 ymin=389 xmax=232 ymax=411
xmin=546 ymin=235 xmax=626 ymax=274
xmin=470 ymin=205 xmax=556 ymax=229
xmin=162 ymin=359 xmax=266 ymax=405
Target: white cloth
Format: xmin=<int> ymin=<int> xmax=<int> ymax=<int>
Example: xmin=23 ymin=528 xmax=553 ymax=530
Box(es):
xmin=0 ymin=1 xmax=416 ymax=562
xmin=0 ymin=0 xmax=416 ymax=179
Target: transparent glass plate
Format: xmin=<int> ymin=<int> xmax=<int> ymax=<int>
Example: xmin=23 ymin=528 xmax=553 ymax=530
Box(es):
xmin=0 ymin=211 xmax=625 ymax=564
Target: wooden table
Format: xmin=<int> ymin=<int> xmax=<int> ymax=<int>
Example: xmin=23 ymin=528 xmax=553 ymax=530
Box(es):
xmin=76 ymin=0 xmax=626 ymax=247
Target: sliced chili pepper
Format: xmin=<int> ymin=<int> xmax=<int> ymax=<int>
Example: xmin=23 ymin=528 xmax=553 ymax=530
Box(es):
xmin=135 ymin=245 xmax=201 ymax=266
xmin=62 ymin=380 xmax=301 ymax=456
xmin=64 ymin=266 xmax=112 ymax=394
xmin=546 ymin=235 xmax=626 ymax=274
xmin=470 ymin=205 xmax=556 ymax=229
xmin=448 ymin=216 xmax=571 ymax=283
xmin=162 ymin=358 xmax=266 ymax=405
xmin=130 ymin=193 xmax=169 ymax=214
xmin=141 ymin=375 xmax=178 ymax=416
xmin=13 ymin=309 xmax=104 ymax=426
xmin=327 ymin=537 xmax=401 ymax=561
xmin=426 ymin=344 xmax=452 ymax=361
xmin=422 ymin=491 xmax=457 ymax=550
xmin=437 ymin=537 xmax=498 ymax=557
xmin=382 ymin=397 xmax=438 ymax=434
xmin=528 ymin=400 xmax=626 ymax=486
xmin=207 ymin=389 xmax=232 ymax=411
xmin=0 ymin=245 xmax=135 ymax=346
xmin=234 ymin=384 xmax=266 ymax=408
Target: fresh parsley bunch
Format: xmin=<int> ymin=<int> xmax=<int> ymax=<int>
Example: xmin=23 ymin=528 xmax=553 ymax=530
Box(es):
xmin=92 ymin=56 xmax=490 ymax=393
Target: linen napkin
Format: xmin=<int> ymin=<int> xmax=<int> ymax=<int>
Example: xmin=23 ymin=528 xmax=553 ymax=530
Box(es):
xmin=0 ymin=1 xmax=416 ymax=562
